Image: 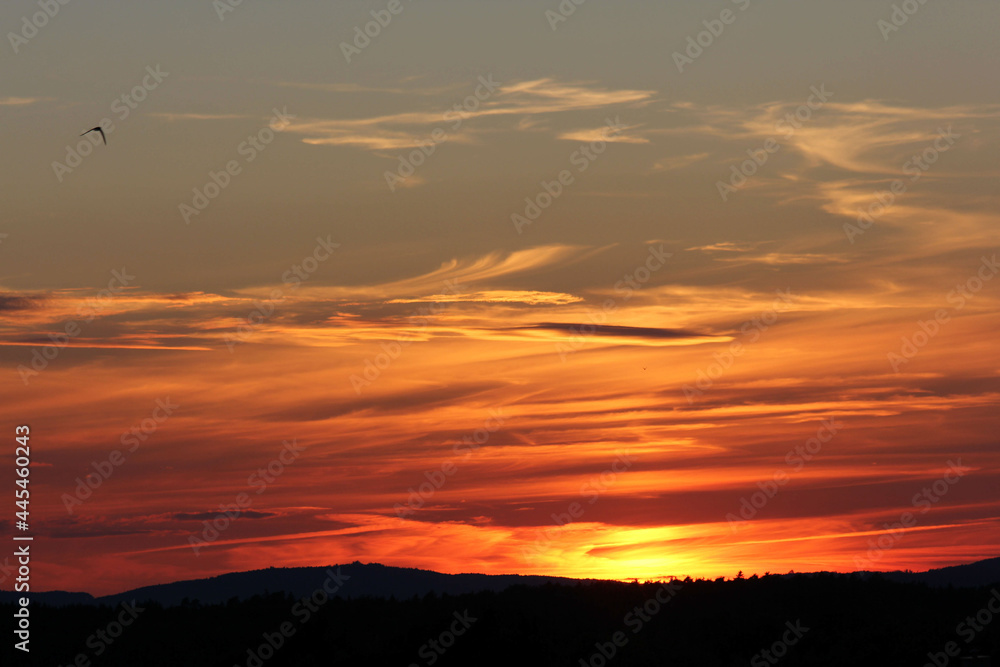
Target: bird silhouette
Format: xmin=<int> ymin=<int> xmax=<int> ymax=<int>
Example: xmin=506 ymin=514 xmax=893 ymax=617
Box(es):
xmin=80 ymin=126 xmax=107 ymax=145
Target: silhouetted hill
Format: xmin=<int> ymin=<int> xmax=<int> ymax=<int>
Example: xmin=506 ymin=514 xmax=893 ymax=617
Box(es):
xmin=4 ymin=572 xmax=998 ymax=666
xmin=883 ymin=555 xmax=1000 ymax=587
xmin=784 ymin=556 xmax=1000 ymax=589
xmin=93 ymin=561 xmax=594 ymax=608
xmin=0 ymin=590 xmax=95 ymax=606
xmin=4 ymin=556 xmax=997 ymax=608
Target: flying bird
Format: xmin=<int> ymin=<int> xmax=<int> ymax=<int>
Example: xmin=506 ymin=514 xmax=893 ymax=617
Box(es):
xmin=80 ymin=126 xmax=106 ymax=145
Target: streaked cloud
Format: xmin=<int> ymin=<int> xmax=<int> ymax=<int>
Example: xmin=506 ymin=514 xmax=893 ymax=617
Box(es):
xmin=283 ymin=79 xmax=656 ymax=151
xmin=151 ymin=112 xmax=251 ymax=121
xmin=0 ymin=96 xmax=47 ymax=106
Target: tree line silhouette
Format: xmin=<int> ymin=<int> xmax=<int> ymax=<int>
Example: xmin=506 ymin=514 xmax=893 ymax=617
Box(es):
xmin=3 ymin=572 xmax=997 ymax=666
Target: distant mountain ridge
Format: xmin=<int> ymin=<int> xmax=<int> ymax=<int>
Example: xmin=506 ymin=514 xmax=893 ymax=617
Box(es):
xmin=788 ymin=557 xmax=1000 ymax=589
xmin=880 ymin=555 xmax=1000 ymax=588
xmin=94 ymin=561 xmax=591 ymax=608
xmin=3 ymin=556 xmax=998 ymax=608
xmin=0 ymin=561 xmax=593 ymax=608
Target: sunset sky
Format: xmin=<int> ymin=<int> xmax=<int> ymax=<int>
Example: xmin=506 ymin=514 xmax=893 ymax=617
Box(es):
xmin=2 ymin=0 xmax=999 ymax=597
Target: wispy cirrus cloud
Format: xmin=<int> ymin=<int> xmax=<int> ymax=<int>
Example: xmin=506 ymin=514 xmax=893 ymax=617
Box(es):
xmin=268 ymin=244 xmax=607 ymax=302
xmin=283 ymin=79 xmax=656 ymax=151
xmin=558 ymin=124 xmax=648 ymax=144
xmin=0 ymin=246 xmax=606 ymax=355
xmin=268 ymin=81 xmax=454 ymax=96
xmin=687 ymin=242 xmax=849 ymax=265
xmin=151 ymin=112 xmax=251 ymax=121
xmin=661 ymin=98 xmax=1000 ymax=176
xmin=652 ymin=152 xmax=711 ymax=171
xmin=387 ymin=290 xmax=583 ymax=306
xmin=1 ymin=97 xmax=45 ymax=106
